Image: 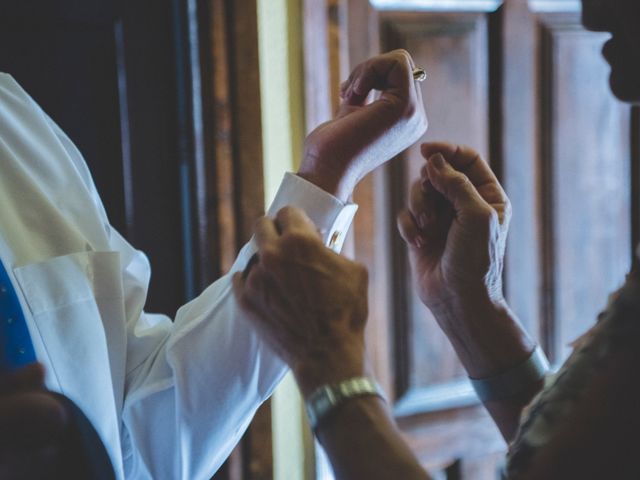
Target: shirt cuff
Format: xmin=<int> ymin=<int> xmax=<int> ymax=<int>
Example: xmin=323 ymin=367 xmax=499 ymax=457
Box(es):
xmin=267 ymin=172 xmax=358 ymax=253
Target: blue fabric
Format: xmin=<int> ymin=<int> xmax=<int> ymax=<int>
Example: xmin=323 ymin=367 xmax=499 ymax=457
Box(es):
xmin=0 ymin=260 xmax=36 ymax=371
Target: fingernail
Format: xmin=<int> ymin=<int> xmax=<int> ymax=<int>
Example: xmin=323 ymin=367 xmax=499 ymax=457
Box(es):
xmin=242 ymin=253 xmax=260 ymax=280
xmin=339 ymin=82 xmax=348 ymax=98
xmin=430 ymin=153 xmax=446 ymax=169
xmin=418 ymin=213 xmax=431 ymax=229
xmin=351 ymin=82 xmax=359 ymax=96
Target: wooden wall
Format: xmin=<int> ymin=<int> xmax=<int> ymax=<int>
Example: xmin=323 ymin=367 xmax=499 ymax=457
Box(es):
xmin=302 ymin=0 xmax=639 ymax=477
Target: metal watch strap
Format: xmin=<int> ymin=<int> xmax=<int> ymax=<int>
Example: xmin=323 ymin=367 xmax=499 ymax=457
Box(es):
xmin=305 ymin=377 xmax=386 ymax=430
xmin=469 ymin=346 xmax=550 ymax=402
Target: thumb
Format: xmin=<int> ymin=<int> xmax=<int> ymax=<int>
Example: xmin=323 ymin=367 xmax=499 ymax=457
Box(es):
xmin=426 ymin=153 xmax=490 ymax=216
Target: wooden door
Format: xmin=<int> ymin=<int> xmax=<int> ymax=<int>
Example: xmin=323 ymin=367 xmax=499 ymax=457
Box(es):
xmin=0 ymin=1 xmax=270 ymax=478
xmin=306 ymin=0 xmax=638 ymax=477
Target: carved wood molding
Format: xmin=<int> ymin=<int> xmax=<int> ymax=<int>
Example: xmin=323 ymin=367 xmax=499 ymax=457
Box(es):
xmin=394 ymin=381 xmax=479 ymax=418
xmin=538 ymin=13 xmax=632 ymax=362
xmin=199 ymin=1 xmax=269 ymax=479
xmin=382 ymin=11 xmax=490 ymax=412
xmin=528 ymin=0 xmax=581 ymax=13
xmin=370 ymin=0 xmax=502 ymax=13
xmin=397 ymin=405 xmax=505 ymax=468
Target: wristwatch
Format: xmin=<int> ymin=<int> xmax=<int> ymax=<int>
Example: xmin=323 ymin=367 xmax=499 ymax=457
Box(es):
xmin=305 ymin=377 xmax=386 ymax=430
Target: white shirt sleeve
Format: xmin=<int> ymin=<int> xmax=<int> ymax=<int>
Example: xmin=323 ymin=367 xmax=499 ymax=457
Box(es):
xmin=0 ymin=72 xmax=359 ymax=480
xmin=120 ymin=174 xmax=358 ymax=479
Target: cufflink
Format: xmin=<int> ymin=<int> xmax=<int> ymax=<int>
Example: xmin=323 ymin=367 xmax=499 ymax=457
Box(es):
xmin=329 ymin=231 xmax=341 ymax=250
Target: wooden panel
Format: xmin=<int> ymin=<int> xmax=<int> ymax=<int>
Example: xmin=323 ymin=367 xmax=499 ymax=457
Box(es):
xmin=539 ymin=15 xmax=632 ymax=361
xmin=501 ymin=0 xmax=543 ymax=340
xmin=121 ymin=0 xmax=188 ymax=313
xmin=333 ymin=1 xmax=637 ymax=479
xmin=382 ymin=11 xmax=489 ymax=400
xmin=199 ymin=1 xmax=270 ymax=478
xmin=397 ymin=406 xmax=504 ymax=470
xmin=346 ymin=0 xmax=397 ymax=400
xmin=1 ymin=2 xmax=270 ymax=479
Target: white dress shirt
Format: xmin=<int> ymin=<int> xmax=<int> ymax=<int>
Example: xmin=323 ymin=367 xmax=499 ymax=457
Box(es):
xmin=0 ymin=73 xmax=358 ymax=479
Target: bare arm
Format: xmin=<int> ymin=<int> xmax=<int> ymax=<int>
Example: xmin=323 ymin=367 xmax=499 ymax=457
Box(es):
xmin=432 ymin=297 xmax=542 ymax=440
xmin=233 ymin=207 xmax=430 ymax=480
xmin=397 ymin=142 xmax=543 ymax=442
xmin=313 ymin=397 xmax=431 ymax=480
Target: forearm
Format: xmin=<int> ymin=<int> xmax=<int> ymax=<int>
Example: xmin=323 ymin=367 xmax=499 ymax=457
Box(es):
xmin=315 ymin=396 xmax=431 ymax=480
xmin=432 ymin=295 xmax=542 ymax=441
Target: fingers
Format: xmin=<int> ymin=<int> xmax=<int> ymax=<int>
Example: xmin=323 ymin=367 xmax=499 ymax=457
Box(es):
xmin=409 ymin=176 xmax=437 ymax=231
xmin=341 ymin=50 xmax=416 ymax=107
xmin=233 ymin=269 xmax=292 ymax=360
xmin=422 ymin=143 xmax=511 ymax=225
xmin=255 ymin=207 xmax=318 ymax=252
xmin=254 ymin=216 xmax=279 ymax=251
xmin=421 ymin=142 xmax=504 ymax=196
xmin=402 ymin=176 xmax=453 ymax=252
xmin=232 ymin=272 xmax=249 ymax=308
xmin=426 ymin=153 xmax=492 ymax=218
xmin=397 ymin=210 xmax=424 ymax=250
xmin=233 ymin=270 xmax=269 ymax=320
xmin=275 ymin=206 xmax=319 ymax=237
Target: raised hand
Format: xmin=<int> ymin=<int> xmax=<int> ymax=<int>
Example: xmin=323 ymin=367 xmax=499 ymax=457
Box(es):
xmin=397 ymin=142 xmax=511 ymax=320
xmin=299 ymin=50 xmax=428 ymax=202
xmin=397 ymin=142 xmax=540 ymax=440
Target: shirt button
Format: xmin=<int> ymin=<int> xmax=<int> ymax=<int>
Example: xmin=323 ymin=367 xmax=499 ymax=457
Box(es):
xmin=18 ymin=347 xmax=25 ymax=355
xmin=329 ymin=231 xmax=341 ymax=249
xmin=0 ymin=285 xmax=6 ymax=295
xmin=6 ymin=318 xmax=13 ymax=325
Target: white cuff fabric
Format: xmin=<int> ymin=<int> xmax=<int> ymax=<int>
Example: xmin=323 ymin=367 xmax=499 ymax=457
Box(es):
xmin=267 ymin=172 xmax=359 ymax=253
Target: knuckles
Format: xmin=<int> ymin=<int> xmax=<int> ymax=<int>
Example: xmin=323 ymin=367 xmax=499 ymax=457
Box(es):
xmin=279 ymin=230 xmax=319 ymax=254
xmin=244 ymin=266 xmax=266 ymax=295
xmin=355 ymin=263 xmax=369 ymax=289
xmin=390 ymin=49 xmax=413 ymax=69
xmin=259 ymin=246 xmax=281 ymax=270
xmin=445 ymin=171 xmax=472 ymax=193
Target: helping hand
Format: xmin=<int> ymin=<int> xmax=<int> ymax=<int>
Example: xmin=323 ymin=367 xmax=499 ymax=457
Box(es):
xmin=299 ymin=50 xmax=428 ymax=202
xmin=233 ymin=207 xmax=369 ymax=398
xmin=397 ymin=142 xmax=511 ymax=323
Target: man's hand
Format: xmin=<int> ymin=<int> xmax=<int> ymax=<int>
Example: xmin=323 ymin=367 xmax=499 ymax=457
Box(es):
xmin=0 ymin=364 xmax=69 ymax=479
xmin=397 ymin=142 xmax=511 ymax=321
xmin=298 ymin=50 xmax=428 ymax=202
xmin=233 ymin=207 xmax=369 ymax=398
xmin=234 ymin=208 xmax=432 ymax=480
